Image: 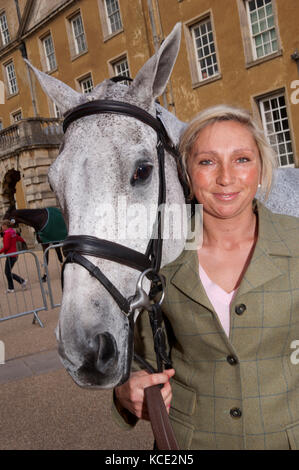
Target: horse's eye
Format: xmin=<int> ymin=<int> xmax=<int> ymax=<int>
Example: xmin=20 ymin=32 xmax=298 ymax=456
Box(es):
xmin=131 ymin=163 xmax=153 ymax=186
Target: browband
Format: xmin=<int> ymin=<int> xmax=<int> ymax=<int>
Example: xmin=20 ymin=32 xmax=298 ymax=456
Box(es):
xmin=63 ymin=99 xmax=180 ymax=158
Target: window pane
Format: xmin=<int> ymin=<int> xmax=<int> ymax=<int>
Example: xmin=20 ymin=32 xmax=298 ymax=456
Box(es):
xmin=258 ymin=7 xmax=265 ymax=19
xmin=264 ymin=43 xmax=271 ymax=55
xmin=256 ymin=46 xmax=263 ymax=57
xmin=255 ymin=35 xmax=262 ymax=46
xmin=278 ymin=96 xmax=285 ymax=107
xmin=0 ymin=13 xmax=10 ymax=45
xmin=271 ymin=39 xmax=277 ymax=51
xmin=267 ymin=15 xmax=274 ymax=28
xmin=252 ymin=23 xmax=260 ymax=34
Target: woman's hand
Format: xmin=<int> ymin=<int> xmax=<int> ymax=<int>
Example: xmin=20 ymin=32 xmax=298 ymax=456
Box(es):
xmin=115 ymin=368 xmax=175 ymax=420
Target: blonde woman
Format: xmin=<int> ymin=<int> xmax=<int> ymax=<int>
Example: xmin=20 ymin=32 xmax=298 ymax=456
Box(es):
xmin=113 ymin=105 xmax=299 ymax=450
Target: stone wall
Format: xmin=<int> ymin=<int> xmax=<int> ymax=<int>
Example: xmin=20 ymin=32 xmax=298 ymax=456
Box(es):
xmin=0 ymin=118 xmax=63 ymax=247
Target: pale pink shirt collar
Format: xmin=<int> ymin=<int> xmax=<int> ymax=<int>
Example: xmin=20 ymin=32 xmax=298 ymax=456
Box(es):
xmin=198 ymin=263 xmax=236 ymax=337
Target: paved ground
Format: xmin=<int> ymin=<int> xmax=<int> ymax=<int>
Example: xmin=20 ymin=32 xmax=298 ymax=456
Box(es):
xmin=0 ymin=250 xmax=153 ymax=450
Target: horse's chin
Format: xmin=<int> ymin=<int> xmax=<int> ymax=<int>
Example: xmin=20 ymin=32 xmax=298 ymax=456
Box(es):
xmin=57 ymin=333 xmax=133 ymax=389
xmin=59 ymin=355 xmax=131 ymax=389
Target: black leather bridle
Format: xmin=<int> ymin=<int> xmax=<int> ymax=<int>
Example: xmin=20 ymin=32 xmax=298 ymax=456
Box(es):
xmin=61 ymin=97 xmax=182 ymax=323
xmin=60 ymin=90 xmax=183 ymax=450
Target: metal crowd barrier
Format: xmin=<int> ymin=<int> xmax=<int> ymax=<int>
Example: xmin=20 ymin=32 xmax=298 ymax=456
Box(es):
xmin=0 ymin=250 xmax=48 ymax=328
xmin=42 ymin=243 xmax=63 ymax=309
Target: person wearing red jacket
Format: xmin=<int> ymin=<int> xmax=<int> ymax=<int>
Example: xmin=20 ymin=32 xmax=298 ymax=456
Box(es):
xmin=0 ymin=220 xmax=27 ymax=293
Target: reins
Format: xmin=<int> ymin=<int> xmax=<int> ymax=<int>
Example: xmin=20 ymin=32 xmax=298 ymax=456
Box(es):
xmin=61 ymin=96 xmax=181 ymax=450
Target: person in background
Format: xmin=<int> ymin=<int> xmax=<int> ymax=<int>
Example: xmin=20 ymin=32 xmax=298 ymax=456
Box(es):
xmin=0 ymin=219 xmax=27 ymax=293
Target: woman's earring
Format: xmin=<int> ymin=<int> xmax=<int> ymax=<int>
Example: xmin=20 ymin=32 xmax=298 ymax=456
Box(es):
xmin=258 ymin=183 xmax=261 ymax=188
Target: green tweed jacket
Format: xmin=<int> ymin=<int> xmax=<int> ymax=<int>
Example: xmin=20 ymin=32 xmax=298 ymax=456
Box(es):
xmin=113 ymin=203 xmax=299 ymax=450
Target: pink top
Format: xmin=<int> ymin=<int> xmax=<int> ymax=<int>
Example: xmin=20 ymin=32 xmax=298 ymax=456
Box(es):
xmin=198 ymin=263 xmax=236 ymax=337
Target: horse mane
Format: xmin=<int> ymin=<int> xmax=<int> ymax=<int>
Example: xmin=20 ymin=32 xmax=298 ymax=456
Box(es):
xmin=3 ymin=207 xmax=48 ymax=231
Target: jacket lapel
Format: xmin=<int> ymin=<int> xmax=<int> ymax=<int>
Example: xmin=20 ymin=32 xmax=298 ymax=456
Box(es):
xmin=170 ymin=249 xmax=215 ymax=311
xmin=232 ymin=203 xmax=291 ymax=298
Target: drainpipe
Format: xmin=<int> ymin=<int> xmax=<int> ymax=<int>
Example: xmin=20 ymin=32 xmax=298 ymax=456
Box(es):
xmin=147 ymin=0 xmax=168 ymax=109
xmin=291 ymin=49 xmax=299 ymax=75
xmin=20 ymin=42 xmax=38 ymax=117
xmin=15 ymin=0 xmax=38 ymax=117
xmin=147 ymin=0 xmax=176 ymax=114
xmin=14 ymin=0 xmax=22 ymax=23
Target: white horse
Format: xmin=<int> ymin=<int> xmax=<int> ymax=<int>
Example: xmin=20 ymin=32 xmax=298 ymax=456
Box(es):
xmin=26 ymin=23 xmax=299 ymax=390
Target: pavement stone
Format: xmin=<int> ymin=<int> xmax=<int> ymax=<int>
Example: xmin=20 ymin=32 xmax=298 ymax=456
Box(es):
xmin=0 ymin=251 xmax=153 ymax=450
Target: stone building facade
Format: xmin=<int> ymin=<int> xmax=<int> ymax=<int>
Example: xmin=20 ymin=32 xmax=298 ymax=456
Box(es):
xmin=0 ymin=0 xmax=298 ymax=227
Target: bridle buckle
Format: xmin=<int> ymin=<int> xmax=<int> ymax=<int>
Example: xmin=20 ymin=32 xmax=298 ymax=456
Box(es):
xmin=128 ymin=268 xmax=165 ymax=313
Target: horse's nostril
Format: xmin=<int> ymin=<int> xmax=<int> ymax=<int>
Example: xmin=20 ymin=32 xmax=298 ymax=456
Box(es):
xmin=94 ymin=332 xmax=118 ymax=374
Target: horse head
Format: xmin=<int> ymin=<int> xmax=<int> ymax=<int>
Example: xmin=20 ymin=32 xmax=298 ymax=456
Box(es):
xmin=27 ymin=24 xmax=188 ymax=388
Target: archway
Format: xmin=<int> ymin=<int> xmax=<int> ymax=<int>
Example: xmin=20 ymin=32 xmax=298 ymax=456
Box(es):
xmin=2 ymin=169 xmax=21 ymax=211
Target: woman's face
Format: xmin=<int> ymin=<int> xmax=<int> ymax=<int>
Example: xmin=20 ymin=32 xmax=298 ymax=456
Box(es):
xmin=187 ymin=120 xmax=262 ymax=220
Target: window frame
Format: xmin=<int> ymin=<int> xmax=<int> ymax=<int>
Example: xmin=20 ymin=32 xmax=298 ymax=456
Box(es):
xmin=11 ymin=109 xmax=22 ymax=124
xmin=79 ymin=74 xmax=94 ymax=94
xmin=257 ymin=90 xmax=295 ymax=167
xmin=71 ymin=13 xmax=87 ymax=55
xmin=108 ymin=53 xmax=131 ymax=85
xmin=183 ymin=12 xmax=221 ymax=89
xmin=237 ymin=0 xmax=282 ymax=68
xmin=5 ymin=61 xmax=18 ymax=96
xmin=112 ymin=56 xmax=130 ymax=85
xmin=190 ymin=18 xmax=219 ymax=82
xmin=98 ymin=0 xmax=123 ymax=41
xmin=42 ymin=33 xmax=57 ymax=72
xmin=104 ymin=0 xmax=122 ymax=35
xmin=246 ymin=0 xmax=278 ymax=60
xmin=0 ymin=11 xmax=10 ymax=46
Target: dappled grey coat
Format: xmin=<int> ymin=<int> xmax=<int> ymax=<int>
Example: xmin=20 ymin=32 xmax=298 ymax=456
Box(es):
xmin=113 ymin=202 xmax=299 ymax=450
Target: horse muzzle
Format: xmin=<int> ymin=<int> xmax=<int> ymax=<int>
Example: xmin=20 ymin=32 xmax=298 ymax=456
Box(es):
xmin=57 ymin=322 xmax=133 ymax=389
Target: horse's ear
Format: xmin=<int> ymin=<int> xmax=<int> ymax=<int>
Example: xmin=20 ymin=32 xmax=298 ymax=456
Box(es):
xmin=24 ymin=59 xmax=82 ymax=114
xmin=129 ymin=23 xmax=181 ymax=103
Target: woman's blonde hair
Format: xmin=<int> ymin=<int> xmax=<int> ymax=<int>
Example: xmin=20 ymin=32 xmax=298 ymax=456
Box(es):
xmin=179 ymin=104 xmax=277 ymax=201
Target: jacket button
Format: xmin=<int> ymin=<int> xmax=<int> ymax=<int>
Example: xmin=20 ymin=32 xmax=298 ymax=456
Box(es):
xmin=235 ymin=304 xmax=246 ymax=315
xmin=227 ymin=355 xmax=238 ymax=365
xmin=230 ymin=407 xmax=242 ymax=418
